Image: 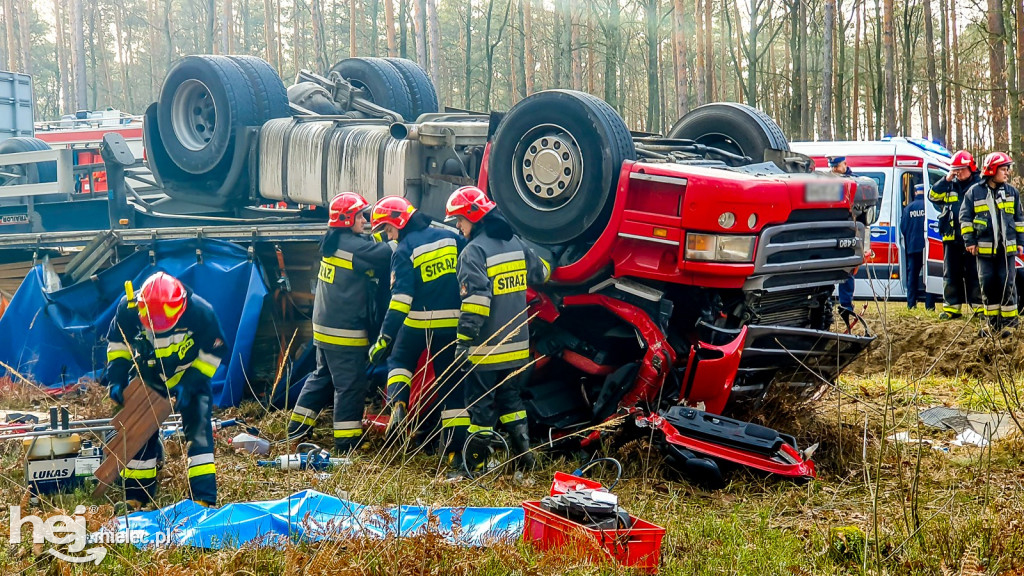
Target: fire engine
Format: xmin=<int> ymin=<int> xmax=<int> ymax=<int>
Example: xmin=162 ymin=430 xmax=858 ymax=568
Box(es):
xmin=0 ymin=56 xmax=878 ymax=484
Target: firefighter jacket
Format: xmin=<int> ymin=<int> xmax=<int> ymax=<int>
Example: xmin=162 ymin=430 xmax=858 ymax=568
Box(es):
xmin=105 ymin=293 xmax=227 ymax=397
xmin=959 ymin=180 xmax=1024 ymax=257
xmin=379 ymin=216 xmax=466 ymax=342
xmin=456 ymin=216 xmax=551 ymax=371
xmin=929 ymin=171 xmax=980 ymax=242
xmin=313 ymin=229 xmax=394 ymax=348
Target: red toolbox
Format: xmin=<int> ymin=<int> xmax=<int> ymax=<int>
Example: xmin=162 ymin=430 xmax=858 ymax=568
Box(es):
xmin=522 ymin=500 xmax=665 ymax=573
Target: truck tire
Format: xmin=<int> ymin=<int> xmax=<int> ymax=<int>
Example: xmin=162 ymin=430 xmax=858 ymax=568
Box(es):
xmin=157 ymin=55 xmax=259 ymax=176
xmin=667 ymin=102 xmax=789 ymax=163
xmin=0 ymin=137 xmax=57 ymax=185
xmin=488 ymin=90 xmax=636 ymax=245
xmin=227 ymin=55 xmax=291 ymax=121
xmin=328 ymin=57 xmax=415 ymax=121
xmin=383 ymin=58 xmax=439 ymax=119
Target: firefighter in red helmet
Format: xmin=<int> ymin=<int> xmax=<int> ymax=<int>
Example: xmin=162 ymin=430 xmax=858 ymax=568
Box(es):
xmin=959 ymin=152 xmax=1024 ymax=335
xmin=929 ymin=149 xmax=982 ymax=319
xmin=103 ymin=271 xmax=226 ymax=507
xmin=445 ymin=186 xmax=550 ymax=478
xmin=368 ymin=195 xmax=468 ymax=473
xmin=287 ymin=192 xmax=393 ymax=453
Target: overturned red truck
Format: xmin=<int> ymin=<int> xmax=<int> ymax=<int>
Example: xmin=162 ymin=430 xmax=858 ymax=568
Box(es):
xmin=133 ymin=56 xmax=875 ymax=484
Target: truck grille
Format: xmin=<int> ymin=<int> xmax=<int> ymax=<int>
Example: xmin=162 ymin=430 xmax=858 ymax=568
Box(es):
xmin=745 ymin=209 xmax=862 ymax=292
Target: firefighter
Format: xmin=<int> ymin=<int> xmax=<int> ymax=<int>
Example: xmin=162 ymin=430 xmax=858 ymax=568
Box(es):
xmin=445 ymin=186 xmax=550 ymax=477
xmin=367 ymin=196 xmax=468 ymax=469
xmin=929 ymin=150 xmax=982 ymax=319
xmin=103 ymin=272 xmax=225 ymax=507
xmin=959 ymin=152 xmax=1024 ymax=334
xmin=287 ymin=192 xmax=393 ymax=453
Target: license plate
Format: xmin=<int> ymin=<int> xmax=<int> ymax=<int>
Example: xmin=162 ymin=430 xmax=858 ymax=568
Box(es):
xmin=805 ymin=181 xmax=844 ymax=203
xmin=837 ymin=237 xmax=858 ymax=249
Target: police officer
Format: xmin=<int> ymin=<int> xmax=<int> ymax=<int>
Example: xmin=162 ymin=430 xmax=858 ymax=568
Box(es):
xmin=900 ymin=184 xmax=935 ymax=309
xmin=104 ymin=272 xmax=225 ymax=507
xmin=445 ymin=186 xmax=550 ymax=476
xmin=287 ymin=192 xmax=393 ymax=453
xmin=959 ymin=152 xmax=1024 ymax=334
xmin=367 ymin=196 xmax=467 ymax=469
xmin=929 ymin=150 xmax=982 ymax=319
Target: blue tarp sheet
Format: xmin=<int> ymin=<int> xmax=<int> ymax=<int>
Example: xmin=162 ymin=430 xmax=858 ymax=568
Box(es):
xmin=0 ymin=238 xmax=267 ymax=407
xmin=107 ymin=489 xmax=524 ymax=548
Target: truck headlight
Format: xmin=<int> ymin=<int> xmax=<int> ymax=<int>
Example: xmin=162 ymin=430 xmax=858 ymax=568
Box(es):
xmin=685 ymin=233 xmax=756 ymax=262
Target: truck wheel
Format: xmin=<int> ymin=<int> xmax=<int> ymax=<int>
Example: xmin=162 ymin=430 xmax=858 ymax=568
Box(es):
xmin=0 ymin=137 xmax=57 ymax=185
xmin=383 ymin=58 xmax=439 ymax=119
xmin=227 ymin=55 xmax=291 ymax=121
xmin=157 ymin=55 xmax=258 ymax=175
xmin=488 ymin=90 xmax=636 ymax=245
xmin=667 ymin=102 xmax=789 ymax=163
xmin=328 ymin=57 xmax=416 ymax=121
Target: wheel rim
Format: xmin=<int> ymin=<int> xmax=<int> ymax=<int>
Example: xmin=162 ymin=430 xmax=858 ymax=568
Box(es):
xmin=171 ymin=79 xmax=218 ymax=152
xmin=511 ymin=124 xmax=584 ymax=212
xmin=693 ymin=133 xmax=743 ymax=157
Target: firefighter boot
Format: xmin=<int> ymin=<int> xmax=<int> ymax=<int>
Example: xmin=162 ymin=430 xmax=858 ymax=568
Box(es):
xmin=456 ymin=433 xmax=493 ymax=479
xmin=506 ymin=421 xmax=536 ymax=471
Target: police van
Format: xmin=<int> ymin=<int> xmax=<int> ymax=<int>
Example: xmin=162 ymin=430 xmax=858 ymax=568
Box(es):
xmin=791 ymin=137 xmax=951 ymax=301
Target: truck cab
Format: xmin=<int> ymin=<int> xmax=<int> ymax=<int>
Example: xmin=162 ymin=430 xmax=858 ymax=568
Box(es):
xmin=791 ymin=137 xmax=951 ymax=301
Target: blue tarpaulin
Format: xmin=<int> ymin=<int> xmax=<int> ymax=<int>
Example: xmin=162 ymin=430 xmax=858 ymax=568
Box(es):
xmin=0 ymin=238 xmax=267 ymax=407
xmin=106 ymin=489 xmax=524 ymax=548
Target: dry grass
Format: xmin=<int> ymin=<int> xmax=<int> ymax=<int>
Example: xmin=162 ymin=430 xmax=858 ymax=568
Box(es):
xmin=1 ymin=304 xmax=1024 ymax=574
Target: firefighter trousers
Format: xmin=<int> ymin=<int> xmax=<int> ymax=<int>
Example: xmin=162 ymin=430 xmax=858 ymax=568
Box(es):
xmin=121 ymin=392 xmax=216 ymax=506
xmin=464 ymin=368 xmax=528 ymax=433
xmin=943 ymin=240 xmax=981 ymax=314
xmin=977 ymin=251 xmax=1019 ymax=327
xmin=288 ymin=344 xmax=369 ymax=453
xmin=385 ymin=326 xmax=466 ymax=461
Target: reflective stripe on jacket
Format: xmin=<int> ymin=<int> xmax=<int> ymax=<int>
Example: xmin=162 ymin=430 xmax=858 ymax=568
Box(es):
xmin=313 ymin=230 xmax=393 ymax=348
xmin=456 ymin=231 xmax=550 ymax=371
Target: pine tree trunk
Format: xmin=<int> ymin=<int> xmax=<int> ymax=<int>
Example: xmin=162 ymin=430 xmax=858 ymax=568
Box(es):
xmin=114 ymin=3 xmax=131 ymax=110
xmin=799 ymin=0 xmax=809 ymax=137
xmin=54 ymin=0 xmax=73 ymax=113
xmin=15 ymin=0 xmax=30 ymax=75
xmin=226 ymin=0 xmax=235 ymax=53
xmin=1016 ymin=0 xmax=1024 ymax=170
xmin=264 ymin=0 xmax=277 ymax=67
xmin=205 ymin=0 xmax=214 ymax=52
xmin=72 ymin=0 xmax=87 ymax=109
xmin=988 ymin=0 xmax=1009 ymax=150
xmin=852 ymin=0 xmax=861 ymax=140
xmin=524 ymin=0 xmax=534 ymax=94
xmin=311 ymin=0 xmax=329 ymax=72
xmin=695 ymin=0 xmax=706 ymax=106
xmin=939 ymin=0 xmax=950 ymax=144
xmin=704 ymin=0 xmax=713 ymax=101
xmin=821 ymin=0 xmax=834 ymax=139
xmin=882 ymin=0 xmax=896 ymax=135
xmin=571 ymin=3 xmax=582 ymax=90
xmin=645 ymin=0 xmax=660 ymax=132
xmin=427 ymin=0 xmax=441 ymax=88
xmin=2 ymin=0 xmax=14 ymax=72
xmin=587 ymin=2 xmax=596 ymax=94
xmin=672 ymin=0 xmax=689 ymax=117
xmin=922 ymin=0 xmax=941 ymax=143
xmin=384 ymin=0 xmax=397 ymax=56
xmin=788 ymin=0 xmax=798 ymax=135
xmin=413 ymin=0 xmax=427 ymax=67
xmin=350 ymin=0 xmax=358 ymax=58
xmin=399 ymin=0 xmax=408 ymax=58
xmin=514 ymin=0 xmax=527 ymax=98
xmin=605 ymin=0 xmax=619 ymax=110
xmin=465 ymin=0 xmax=473 ymax=108
xmin=370 ymin=0 xmax=380 ymax=56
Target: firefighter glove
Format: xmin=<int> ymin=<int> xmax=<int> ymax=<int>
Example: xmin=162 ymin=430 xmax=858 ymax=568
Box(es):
xmin=368 ymin=334 xmax=393 ymax=365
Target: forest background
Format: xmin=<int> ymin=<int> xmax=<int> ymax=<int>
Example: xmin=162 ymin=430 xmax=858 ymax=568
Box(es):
xmin=1 ymin=0 xmax=1022 ymax=165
